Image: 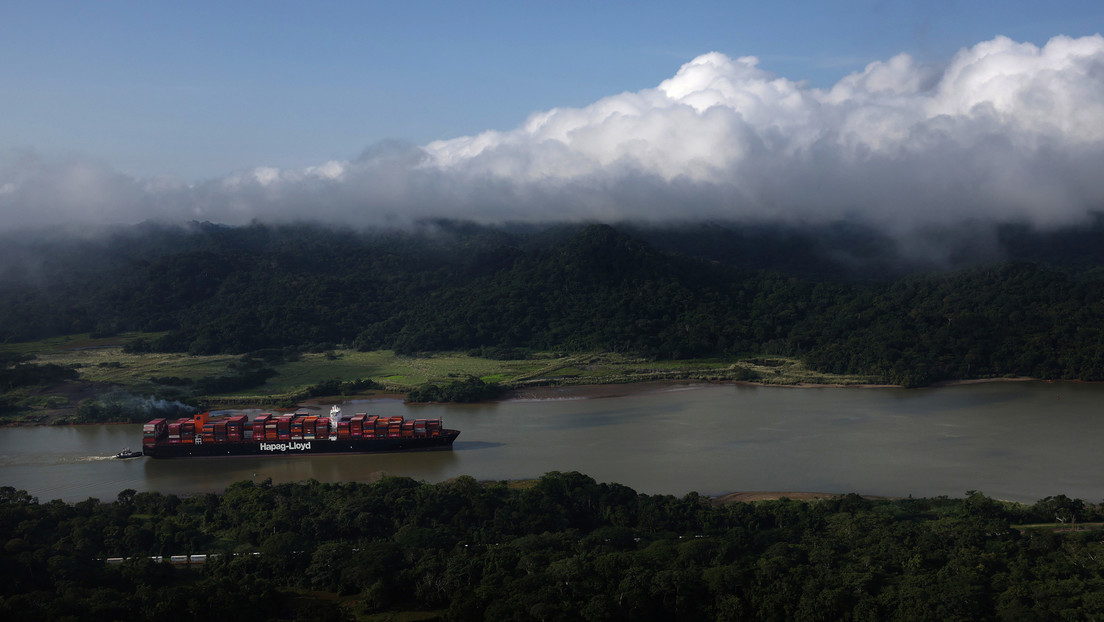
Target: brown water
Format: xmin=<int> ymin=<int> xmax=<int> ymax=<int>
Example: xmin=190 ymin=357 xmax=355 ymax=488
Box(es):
xmin=1 ymin=381 xmax=1101 ymax=503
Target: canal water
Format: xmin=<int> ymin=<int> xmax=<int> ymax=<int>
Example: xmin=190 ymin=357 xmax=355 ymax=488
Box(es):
xmin=1 ymin=381 xmax=1101 ymax=503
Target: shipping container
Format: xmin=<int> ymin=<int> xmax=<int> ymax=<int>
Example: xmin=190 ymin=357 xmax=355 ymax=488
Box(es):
xmin=350 ymin=414 xmax=366 ymax=438
xmin=302 ymin=416 xmax=317 ymax=439
xmin=277 ymin=415 xmax=292 ymax=440
xmin=253 ymin=414 xmax=272 ymax=438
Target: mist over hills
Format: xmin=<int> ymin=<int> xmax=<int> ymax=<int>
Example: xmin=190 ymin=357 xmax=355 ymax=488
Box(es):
xmin=7 ymin=214 xmax=1104 ymax=284
xmin=3 ymin=219 xmax=1104 ymax=387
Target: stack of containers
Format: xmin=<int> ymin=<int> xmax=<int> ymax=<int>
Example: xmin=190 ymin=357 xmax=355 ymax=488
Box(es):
xmin=387 ymin=417 xmax=403 ymax=438
xmin=253 ymin=414 xmax=272 ymax=440
xmin=303 ymin=416 xmax=318 ymax=440
xmin=213 ymin=420 xmax=228 ymax=443
xmin=426 ymin=419 xmax=442 ymax=437
xmin=414 ymin=419 xmax=427 ymax=438
xmin=180 ymin=420 xmax=195 ymax=444
xmin=290 ymin=417 xmax=304 ymax=440
xmin=364 ymin=415 xmax=379 ymax=438
xmin=201 ymin=421 xmax=215 ymax=444
xmin=337 ymin=417 xmax=351 ymax=439
xmin=144 ymin=418 xmax=167 ymax=448
xmin=315 ymin=417 xmax=330 ymax=439
xmin=401 ymin=420 xmax=415 ymax=438
xmin=264 ymin=417 xmax=279 ymax=440
xmin=276 ymin=415 xmax=293 ymax=440
xmin=167 ymin=419 xmax=183 ymax=444
xmin=350 ymin=413 xmax=366 ymax=438
xmin=374 ymin=417 xmax=388 ymax=438
xmin=227 ymin=415 xmax=247 ymax=441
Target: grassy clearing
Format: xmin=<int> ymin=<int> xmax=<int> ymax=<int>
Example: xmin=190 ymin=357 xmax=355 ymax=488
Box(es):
xmin=734 ymin=357 xmax=879 ymax=386
xmin=10 ymin=334 xmax=879 ymax=395
xmin=506 ymin=353 xmax=878 ymax=388
xmin=39 ymin=348 xmax=238 ymax=384
xmin=4 ymin=333 xmax=881 ymax=422
xmin=261 ymin=351 xmax=548 ymax=394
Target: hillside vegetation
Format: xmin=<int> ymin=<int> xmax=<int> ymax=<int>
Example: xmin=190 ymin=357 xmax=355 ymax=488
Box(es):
xmin=2 ymin=337 xmax=874 ymax=423
xmin=3 ymin=219 xmax=1104 ymax=391
xmin=1 ymin=473 xmax=1102 ymax=621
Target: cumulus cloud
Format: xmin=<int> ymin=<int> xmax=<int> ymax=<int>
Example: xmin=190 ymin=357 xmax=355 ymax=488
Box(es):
xmin=3 ymin=34 xmax=1104 ymax=231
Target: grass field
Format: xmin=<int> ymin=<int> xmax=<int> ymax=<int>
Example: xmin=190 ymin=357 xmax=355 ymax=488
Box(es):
xmin=3 ymin=332 xmax=881 ymax=421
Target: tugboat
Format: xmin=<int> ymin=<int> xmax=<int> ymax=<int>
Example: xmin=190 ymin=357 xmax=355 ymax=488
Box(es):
xmin=114 ymin=448 xmax=143 ymax=459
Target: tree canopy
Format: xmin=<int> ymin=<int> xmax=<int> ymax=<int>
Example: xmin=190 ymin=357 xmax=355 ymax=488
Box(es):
xmin=4 ymin=220 xmax=1104 ymax=386
xmin=1 ymin=475 xmax=1101 ymax=620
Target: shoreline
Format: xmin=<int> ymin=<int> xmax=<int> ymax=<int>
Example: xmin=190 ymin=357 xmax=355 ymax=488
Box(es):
xmin=710 ymin=491 xmax=900 ymax=504
xmin=497 ymin=375 xmax=1053 ymax=402
xmin=9 ymin=375 xmax=1067 ymax=427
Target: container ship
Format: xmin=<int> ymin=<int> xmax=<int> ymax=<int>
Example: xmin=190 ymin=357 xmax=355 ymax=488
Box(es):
xmin=140 ymin=406 xmax=459 ymax=458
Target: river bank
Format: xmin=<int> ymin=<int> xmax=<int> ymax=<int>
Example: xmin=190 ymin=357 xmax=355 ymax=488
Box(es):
xmin=497 ymin=375 xmax=1052 ymax=402
xmin=9 ymin=373 xmax=1060 ymax=428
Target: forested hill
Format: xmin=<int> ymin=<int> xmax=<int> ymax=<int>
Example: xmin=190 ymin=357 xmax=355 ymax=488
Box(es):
xmin=3 ymin=219 xmax=1104 ymax=386
xmin=2 ymin=474 xmax=1102 ymax=620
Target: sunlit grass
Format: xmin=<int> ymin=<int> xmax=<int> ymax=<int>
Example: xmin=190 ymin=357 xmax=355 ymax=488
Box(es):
xmin=36 ymin=348 xmax=237 ymax=385
xmin=6 ymin=331 xmax=881 ymax=412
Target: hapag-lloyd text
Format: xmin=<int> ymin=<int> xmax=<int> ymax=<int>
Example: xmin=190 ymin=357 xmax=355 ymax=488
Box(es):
xmin=259 ymin=442 xmax=311 ymax=452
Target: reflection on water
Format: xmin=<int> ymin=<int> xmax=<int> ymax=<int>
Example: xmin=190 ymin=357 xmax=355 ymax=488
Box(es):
xmin=453 ymin=441 xmax=507 ymax=451
xmin=138 ymin=448 xmax=462 ymax=495
xmin=1 ymin=381 xmax=1102 ymax=503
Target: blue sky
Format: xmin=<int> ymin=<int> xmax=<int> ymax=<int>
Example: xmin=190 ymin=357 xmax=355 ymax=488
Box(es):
xmin=3 ymin=0 xmax=1101 ymax=180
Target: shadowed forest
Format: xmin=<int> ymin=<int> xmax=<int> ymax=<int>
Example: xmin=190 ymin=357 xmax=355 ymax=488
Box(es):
xmin=1 ymin=473 xmax=1102 ymax=621
xmin=4 ymin=219 xmax=1104 ymax=387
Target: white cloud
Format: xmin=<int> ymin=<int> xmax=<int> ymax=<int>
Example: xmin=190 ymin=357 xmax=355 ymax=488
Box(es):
xmin=3 ymin=34 xmax=1104 ymax=231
